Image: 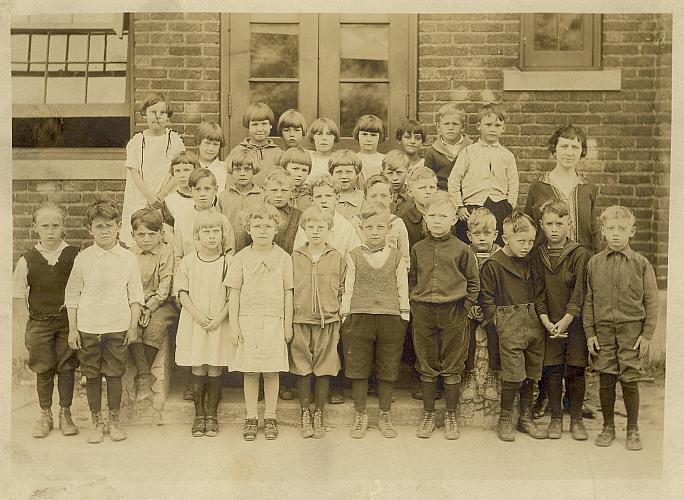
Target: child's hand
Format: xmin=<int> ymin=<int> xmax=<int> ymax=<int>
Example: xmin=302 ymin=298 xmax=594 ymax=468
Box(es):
xmin=467 ymin=305 xmax=483 ymax=322
xmin=145 ymin=192 xmax=164 ymax=209
xmin=587 ymin=337 xmax=600 ymax=356
xmin=230 ymin=326 xmax=242 ymax=347
xmin=195 ymin=313 xmax=212 ymax=329
xmin=125 ymin=326 xmax=138 ymax=346
xmin=341 ymin=314 xmax=348 ymax=324
xmin=553 ymin=315 xmax=573 ymax=338
xmin=541 ymin=318 xmax=556 ymax=335
xmin=456 ymin=207 xmax=471 ymax=222
xmin=284 ymin=323 xmax=293 ymax=343
xmin=634 ymin=335 xmax=650 ymax=359
xmin=68 ymin=329 xmax=81 ymax=350
xmin=206 ymin=317 xmax=223 ymax=332
xmin=139 ymin=308 xmax=151 ymax=328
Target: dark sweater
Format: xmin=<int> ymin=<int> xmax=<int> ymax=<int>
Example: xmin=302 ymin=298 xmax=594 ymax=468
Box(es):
xmin=524 ymin=177 xmax=600 ymax=254
xmin=531 ymin=242 xmax=589 ymax=322
xmin=480 ymin=249 xmax=536 ymax=333
xmin=408 ymin=233 xmax=479 ymax=310
xmin=25 ymin=245 xmax=79 ymax=317
xmin=398 ymin=200 xmax=427 ymax=251
xmin=423 ymin=135 xmax=474 ymax=191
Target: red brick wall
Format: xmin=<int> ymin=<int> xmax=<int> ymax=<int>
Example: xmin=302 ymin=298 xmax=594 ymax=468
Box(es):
xmin=417 ymin=13 xmax=671 ymax=286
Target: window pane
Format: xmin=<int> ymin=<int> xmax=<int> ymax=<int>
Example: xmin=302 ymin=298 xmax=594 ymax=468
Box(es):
xmin=106 ymin=34 xmax=128 ymax=62
xmin=46 ymin=77 xmax=85 ymax=103
xmin=340 ymin=24 xmax=389 ymax=79
xmin=339 ymin=82 xmax=388 ymax=137
xmin=89 ymin=34 xmax=105 ymax=71
xmin=11 ymin=34 xmax=30 ymax=62
xmin=534 ymin=14 xmax=557 ymax=51
xmin=12 ymin=63 xmax=28 ymax=72
xmin=87 ymin=76 xmax=126 ymax=103
xmin=250 ymin=24 xmax=298 ymax=79
xmin=250 ymin=82 xmax=298 ymax=131
xmin=12 ymin=116 xmax=130 ymax=148
xmin=559 ymin=14 xmax=584 ymax=51
xmin=30 ymin=34 xmax=48 ymax=62
xmin=68 ymin=35 xmax=88 ymax=62
xmin=48 ymin=35 xmax=67 ymax=63
xmin=12 ymin=77 xmax=45 ymax=104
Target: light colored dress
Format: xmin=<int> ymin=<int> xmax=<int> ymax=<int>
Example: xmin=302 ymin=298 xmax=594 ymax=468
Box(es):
xmin=225 ymin=245 xmax=293 ymax=373
xmin=174 ymin=252 xmax=233 ymax=367
xmin=121 ymin=128 xmax=185 ymax=247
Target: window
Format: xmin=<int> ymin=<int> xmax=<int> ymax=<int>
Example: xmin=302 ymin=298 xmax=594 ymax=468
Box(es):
xmin=520 ymin=14 xmax=601 ymax=71
xmin=224 ymin=14 xmax=416 ymax=150
xmin=11 ymin=13 xmax=131 ymax=148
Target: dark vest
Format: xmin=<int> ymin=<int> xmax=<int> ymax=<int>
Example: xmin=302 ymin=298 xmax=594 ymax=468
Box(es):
xmin=25 ymin=245 xmax=79 ymax=318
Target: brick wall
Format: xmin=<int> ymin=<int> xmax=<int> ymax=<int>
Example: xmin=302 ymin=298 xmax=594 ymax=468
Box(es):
xmin=417 ymin=13 xmax=672 ymax=286
xmin=132 ymin=12 xmax=221 ymax=146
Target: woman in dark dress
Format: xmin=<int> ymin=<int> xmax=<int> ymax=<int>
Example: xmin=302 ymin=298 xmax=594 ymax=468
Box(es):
xmin=524 ymin=124 xmax=600 ymax=420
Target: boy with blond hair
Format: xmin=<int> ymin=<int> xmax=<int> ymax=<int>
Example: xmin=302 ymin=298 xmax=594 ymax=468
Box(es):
xmin=382 ymin=150 xmax=411 ymax=215
xmin=584 ymin=206 xmax=658 ymax=451
xmin=448 ymin=103 xmax=518 ymax=246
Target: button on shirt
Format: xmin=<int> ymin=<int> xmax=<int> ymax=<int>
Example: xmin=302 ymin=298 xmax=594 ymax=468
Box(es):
xmin=64 ymin=243 xmax=144 ymax=334
xmin=448 ymin=139 xmax=519 ymax=208
xmin=583 ymin=247 xmax=659 ymax=339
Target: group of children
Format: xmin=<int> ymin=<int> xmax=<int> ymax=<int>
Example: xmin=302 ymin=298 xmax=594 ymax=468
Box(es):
xmin=13 ymin=93 xmax=658 ymax=452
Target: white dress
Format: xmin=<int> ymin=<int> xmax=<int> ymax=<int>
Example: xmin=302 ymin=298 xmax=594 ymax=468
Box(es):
xmin=120 ymin=129 xmax=185 ymax=247
xmin=306 ymin=151 xmax=331 ymax=183
xmin=174 ymin=252 xmax=234 ymax=367
xmin=225 ymin=245 xmax=293 ymax=373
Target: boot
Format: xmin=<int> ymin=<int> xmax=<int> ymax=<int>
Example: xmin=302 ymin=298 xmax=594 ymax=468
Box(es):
xmin=87 ymin=412 xmax=105 ymax=444
xmin=300 ymin=408 xmax=314 ymax=438
xmin=517 ymin=408 xmax=548 ymax=439
xmin=547 ymin=417 xmax=562 ymax=439
xmin=444 ymin=410 xmax=460 ymax=440
xmin=59 ymin=407 xmax=79 ymax=436
xmin=483 ymin=370 xmax=499 ymax=401
xmin=312 ymin=409 xmax=325 ymax=439
xmin=108 ymin=410 xmax=127 ymax=442
xmin=377 ymin=410 xmax=397 ymax=438
xmin=32 ymin=409 xmax=53 ymax=438
xmin=135 ymin=374 xmax=156 ymax=402
xmin=416 ymin=410 xmax=435 ymax=439
xmin=497 ymin=409 xmax=515 ymax=442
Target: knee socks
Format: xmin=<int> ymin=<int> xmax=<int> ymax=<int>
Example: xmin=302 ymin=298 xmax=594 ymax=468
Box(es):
xmin=130 ymin=343 xmax=151 ymax=377
xmin=205 ymin=375 xmax=221 ymax=418
xmin=500 ymin=380 xmax=521 ymax=412
xmin=314 ymin=376 xmax=330 ymax=412
xmin=599 ymin=373 xmax=618 ymax=427
xmin=105 ymin=376 xmax=122 ymax=412
xmin=565 ymin=365 xmax=586 ymax=421
xmin=352 ymin=378 xmax=368 ymax=412
xmin=243 ymin=373 xmax=260 ymax=419
xmin=85 ymin=377 xmax=102 ymax=413
xmin=192 ymin=374 xmax=207 ymax=417
xmin=422 ymin=380 xmax=438 ymax=412
xmin=444 ymin=382 xmax=460 ymax=413
xmin=377 ymin=379 xmax=393 ymax=412
xmin=518 ymin=378 xmax=535 ymax=412
xmin=262 ymin=372 xmax=279 ymax=420
xmin=546 ymin=365 xmax=565 ymax=419
xmin=144 ymin=345 xmax=159 ymax=370
xmin=620 ymin=380 xmax=640 ymax=429
xmin=297 ymin=374 xmax=312 ymax=408
xmin=56 ymin=370 xmax=75 ymax=408
xmin=36 ymin=370 xmax=55 ymax=409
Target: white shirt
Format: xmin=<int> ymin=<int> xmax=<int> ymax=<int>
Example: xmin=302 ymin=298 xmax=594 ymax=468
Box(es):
xmin=204 ymin=158 xmax=228 ymax=194
xmin=13 ymin=241 xmax=70 ymax=299
xmin=64 ymin=243 xmax=144 ymax=334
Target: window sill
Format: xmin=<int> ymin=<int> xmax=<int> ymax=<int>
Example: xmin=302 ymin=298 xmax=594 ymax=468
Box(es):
xmin=13 ymin=148 xmax=126 ymax=180
xmin=502 ymin=68 xmax=621 ymax=91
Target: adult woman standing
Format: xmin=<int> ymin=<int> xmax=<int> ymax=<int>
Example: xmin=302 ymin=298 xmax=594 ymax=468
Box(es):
xmin=524 ymin=124 xmax=600 ymax=422
xmin=524 ymin=124 xmax=599 ymax=253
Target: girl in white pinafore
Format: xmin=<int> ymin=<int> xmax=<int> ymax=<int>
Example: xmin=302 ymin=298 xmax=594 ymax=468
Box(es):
xmin=174 ymin=210 xmax=233 ymax=438
xmin=120 ymin=93 xmax=185 ymax=247
xmin=226 ymin=203 xmax=294 ymax=441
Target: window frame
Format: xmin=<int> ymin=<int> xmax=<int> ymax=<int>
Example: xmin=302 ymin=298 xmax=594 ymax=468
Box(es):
xmin=519 ymin=13 xmax=601 ymax=71
xmin=221 ymin=13 xmax=417 ymax=151
xmin=11 ymin=13 xmax=134 ymax=159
